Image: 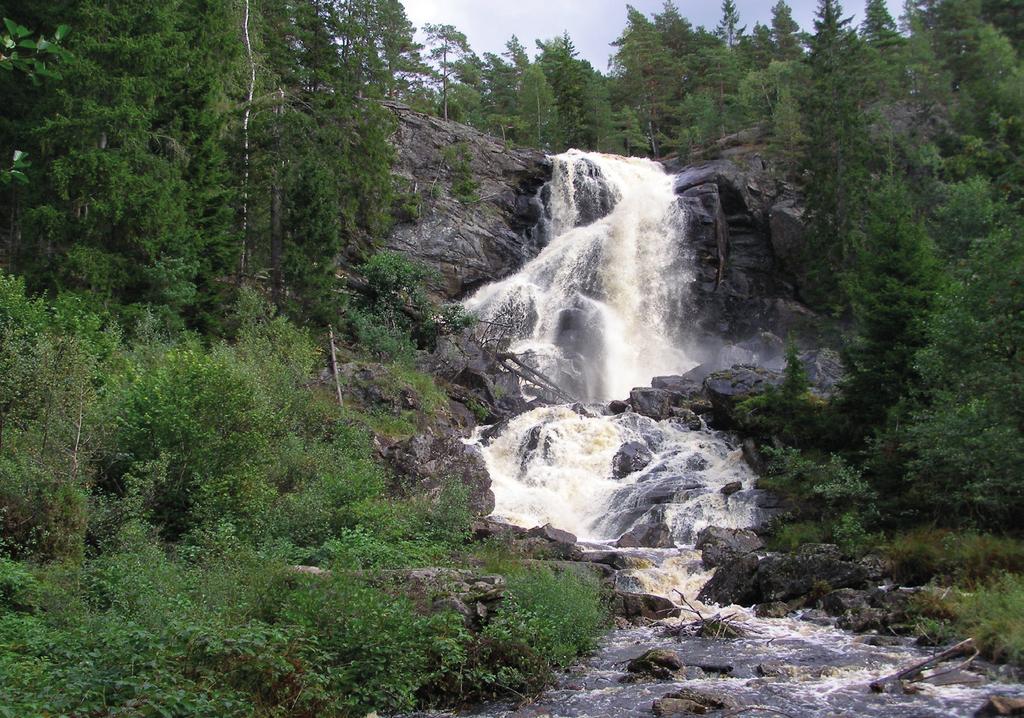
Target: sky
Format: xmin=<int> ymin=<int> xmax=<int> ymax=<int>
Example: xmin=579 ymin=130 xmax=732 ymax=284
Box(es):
xmin=402 ymin=0 xmax=903 ymax=71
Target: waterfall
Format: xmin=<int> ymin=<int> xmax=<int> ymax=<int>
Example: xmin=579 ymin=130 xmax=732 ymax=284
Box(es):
xmin=467 ymin=151 xmax=771 ymax=545
xmin=465 ymin=150 xmax=697 ymax=403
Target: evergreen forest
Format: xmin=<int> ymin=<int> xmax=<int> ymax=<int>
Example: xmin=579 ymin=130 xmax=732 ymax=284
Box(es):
xmin=0 ymin=0 xmax=1022 ymax=715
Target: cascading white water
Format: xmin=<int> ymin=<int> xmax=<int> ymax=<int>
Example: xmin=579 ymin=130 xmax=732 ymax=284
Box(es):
xmin=465 ymin=150 xmax=774 ymax=546
xmin=465 ymin=150 xmax=697 ymax=402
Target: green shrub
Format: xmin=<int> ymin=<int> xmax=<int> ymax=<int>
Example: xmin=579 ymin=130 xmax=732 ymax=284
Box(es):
xmin=485 ymin=567 xmax=608 ymax=671
xmin=956 ymin=573 xmax=1024 ymax=665
xmin=887 ymin=530 xmax=1024 ymax=586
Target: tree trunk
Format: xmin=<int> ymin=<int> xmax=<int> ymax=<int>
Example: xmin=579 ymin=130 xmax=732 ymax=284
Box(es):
xmin=270 ymin=89 xmax=284 ymax=308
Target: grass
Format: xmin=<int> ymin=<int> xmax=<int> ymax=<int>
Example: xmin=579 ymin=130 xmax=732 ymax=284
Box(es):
xmin=956 ymin=573 xmax=1024 ymax=665
xmin=886 ymin=530 xmax=1024 ymax=587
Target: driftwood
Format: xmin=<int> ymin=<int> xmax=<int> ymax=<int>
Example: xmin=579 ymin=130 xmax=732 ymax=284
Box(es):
xmin=670 ymin=589 xmax=763 ymax=640
xmin=869 ymin=638 xmax=976 ymax=692
xmin=496 ymin=352 xmax=577 ymax=404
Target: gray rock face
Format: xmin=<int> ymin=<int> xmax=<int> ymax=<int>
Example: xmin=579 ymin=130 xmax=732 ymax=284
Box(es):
xmin=383 ymin=102 xmax=549 ymax=298
xmin=383 ymin=433 xmax=495 ymax=516
xmin=662 ymin=155 xmax=843 ymax=353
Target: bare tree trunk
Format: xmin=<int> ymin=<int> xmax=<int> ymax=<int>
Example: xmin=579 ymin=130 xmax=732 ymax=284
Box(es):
xmin=270 ymin=89 xmax=284 ymax=308
xmin=328 ymin=327 xmax=344 ymax=407
xmin=240 ymin=0 xmax=256 ymax=278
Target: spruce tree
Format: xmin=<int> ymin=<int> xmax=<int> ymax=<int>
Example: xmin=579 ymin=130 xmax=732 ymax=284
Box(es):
xmin=862 ymin=0 xmax=902 ymax=48
xmin=716 ymin=0 xmax=746 ymax=48
xmin=801 ymin=0 xmax=870 ymax=308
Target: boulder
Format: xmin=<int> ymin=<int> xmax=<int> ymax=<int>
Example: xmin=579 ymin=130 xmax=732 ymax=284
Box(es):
xmin=612 ymin=441 xmax=654 ymax=479
xmin=977 ymin=696 xmax=1024 ymax=716
xmin=629 ymin=387 xmax=678 ymax=420
xmin=608 ymin=399 xmax=630 ymax=414
xmin=652 ymin=689 xmax=738 ymax=716
xmin=527 ymin=523 xmax=577 ymax=545
xmin=471 ymin=517 xmax=528 ymax=541
xmin=756 ymin=544 xmax=869 ymax=603
xmin=650 ymin=375 xmax=703 ymax=397
xmin=695 ymin=526 xmax=764 ymax=569
xmin=616 ymin=521 xmax=676 ymax=549
xmin=819 ymin=588 xmax=871 ymax=617
xmin=754 ymin=601 xmax=790 ymax=619
xmin=703 ymin=366 xmax=783 ymax=427
xmin=626 ymin=648 xmax=684 ymax=679
xmin=612 ymin=592 xmax=682 ymax=621
xmin=697 ymin=553 xmax=761 ymax=606
xmin=583 ymin=551 xmax=654 ymax=571
xmin=721 ymin=481 xmax=742 ymax=496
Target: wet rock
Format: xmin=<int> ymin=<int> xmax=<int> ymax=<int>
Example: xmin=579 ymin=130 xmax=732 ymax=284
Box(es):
xmin=527 ymin=523 xmax=577 ymax=545
xmin=584 ymin=551 xmax=654 ymax=571
xmin=685 ymin=454 xmax=710 ymax=472
xmin=756 ymin=544 xmax=869 ymax=603
xmin=741 ymin=438 xmax=766 ymax=474
xmin=703 ymin=366 xmax=783 ymax=427
xmin=721 ymin=481 xmax=742 ymax=496
xmin=695 ymin=526 xmax=764 ymax=569
xmin=799 ymin=608 xmax=834 ymax=626
xmin=629 ymin=388 xmax=678 ymax=420
xmin=627 ymin=648 xmax=684 ymax=679
xmin=612 ymin=441 xmax=654 ymax=479
xmin=651 ymin=375 xmax=703 ymax=398
xmin=652 ymin=688 xmax=738 ymax=716
xmin=616 ymin=521 xmax=676 ymax=549
xmin=757 ymin=662 xmax=841 ymax=680
xmin=697 ymin=553 xmax=761 ymax=606
xmin=609 ymin=399 xmax=630 ymax=414
xmin=613 ymin=592 xmax=682 ymax=621
xmin=754 ymin=601 xmax=790 ymax=618
xmin=819 ymin=588 xmax=872 ymax=617
xmin=837 ymin=607 xmax=889 ymax=633
xmin=976 ymin=695 xmax=1024 ymax=716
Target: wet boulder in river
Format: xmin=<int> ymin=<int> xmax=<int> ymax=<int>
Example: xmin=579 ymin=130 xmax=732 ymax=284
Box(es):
xmin=696 ymin=526 xmax=764 ymax=569
xmin=616 ymin=520 xmax=676 ymax=549
xmin=756 ymin=544 xmax=870 ymax=603
xmin=612 ymin=441 xmax=654 ymax=478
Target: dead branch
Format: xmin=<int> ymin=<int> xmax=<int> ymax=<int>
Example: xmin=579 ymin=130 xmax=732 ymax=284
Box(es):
xmin=869 ymin=638 xmax=975 ymax=692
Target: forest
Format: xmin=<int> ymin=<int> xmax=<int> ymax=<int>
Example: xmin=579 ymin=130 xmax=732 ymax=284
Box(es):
xmin=0 ymin=0 xmax=1023 ymax=715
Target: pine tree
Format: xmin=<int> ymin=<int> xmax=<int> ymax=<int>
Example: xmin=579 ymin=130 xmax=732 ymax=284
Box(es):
xmin=771 ymin=1 xmax=804 ymax=60
xmin=423 ymin=23 xmax=472 ymax=121
xmin=611 ymin=6 xmax=679 ymax=156
xmin=839 ymin=175 xmax=940 ymax=442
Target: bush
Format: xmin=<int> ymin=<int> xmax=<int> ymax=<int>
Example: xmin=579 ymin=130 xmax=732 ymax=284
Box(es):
xmin=887 ymin=530 xmax=1024 ymax=586
xmin=955 ymin=573 xmax=1024 ymax=665
xmin=484 ymin=567 xmax=608 ymax=673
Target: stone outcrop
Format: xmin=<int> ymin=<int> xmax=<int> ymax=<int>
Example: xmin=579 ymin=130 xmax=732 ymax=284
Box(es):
xmin=383 ymin=102 xmax=550 ymax=299
xmin=697 ymin=543 xmax=879 ymax=607
xmin=666 ymin=154 xmax=828 ymax=346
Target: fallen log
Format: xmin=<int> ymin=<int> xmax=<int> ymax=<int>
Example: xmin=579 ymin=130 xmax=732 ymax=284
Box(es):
xmin=869 ymin=638 xmax=975 ymax=692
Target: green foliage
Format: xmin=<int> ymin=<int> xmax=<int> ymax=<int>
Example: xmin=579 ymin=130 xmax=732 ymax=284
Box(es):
xmin=886 ymin=530 xmax=1024 ymax=586
xmin=736 ymin=339 xmax=826 ymax=446
xmin=443 ymin=142 xmax=480 ymax=202
xmin=762 ymin=447 xmax=878 ymax=553
xmin=956 ymin=573 xmax=1024 ymax=665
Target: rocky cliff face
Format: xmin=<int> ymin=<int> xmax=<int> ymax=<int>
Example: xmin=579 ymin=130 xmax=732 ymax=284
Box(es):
xmin=667 ymin=154 xmax=823 ymax=350
xmin=383 ymin=102 xmax=550 ymax=299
